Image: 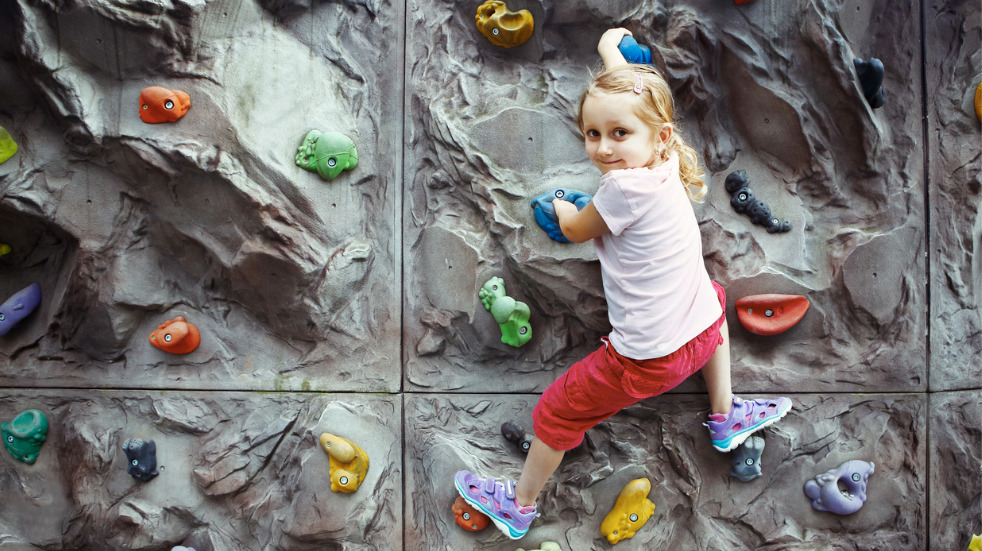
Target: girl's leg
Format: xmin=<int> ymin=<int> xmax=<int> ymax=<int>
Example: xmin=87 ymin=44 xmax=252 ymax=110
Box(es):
xmin=701 ymin=319 xmax=734 ymax=415
xmin=515 ymin=438 xmax=565 ymax=507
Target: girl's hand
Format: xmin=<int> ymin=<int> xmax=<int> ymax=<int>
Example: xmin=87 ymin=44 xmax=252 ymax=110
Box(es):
xmin=552 ymin=198 xmax=609 ymax=243
xmin=598 ymin=28 xmax=632 ymax=68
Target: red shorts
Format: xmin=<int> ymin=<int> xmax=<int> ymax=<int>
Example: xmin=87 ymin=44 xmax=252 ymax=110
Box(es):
xmin=532 ymin=281 xmax=727 ymax=451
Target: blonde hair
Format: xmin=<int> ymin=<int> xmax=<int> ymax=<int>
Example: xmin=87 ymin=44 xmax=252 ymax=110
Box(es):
xmin=577 ymin=64 xmax=707 ymax=202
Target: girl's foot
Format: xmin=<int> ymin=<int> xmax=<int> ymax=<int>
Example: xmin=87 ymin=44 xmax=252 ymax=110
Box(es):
xmin=706 ymin=396 xmax=791 ymax=452
xmin=454 ymin=470 xmax=537 ymax=540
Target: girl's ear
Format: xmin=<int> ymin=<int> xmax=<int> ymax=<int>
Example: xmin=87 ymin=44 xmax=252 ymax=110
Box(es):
xmin=659 ymin=123 xmax=673 ymax=145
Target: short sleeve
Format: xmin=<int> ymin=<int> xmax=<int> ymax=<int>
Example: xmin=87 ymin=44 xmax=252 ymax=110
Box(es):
xmin=592 ymin=174 xmax=636 ymax=236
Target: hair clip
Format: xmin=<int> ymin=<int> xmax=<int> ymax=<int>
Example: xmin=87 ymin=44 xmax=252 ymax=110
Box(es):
xmin=633 ymin=73 xmax=643 ymax=94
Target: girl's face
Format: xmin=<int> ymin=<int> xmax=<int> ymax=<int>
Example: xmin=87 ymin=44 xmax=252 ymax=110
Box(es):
xmin=581 ymin=92 xmax=666 ymax=175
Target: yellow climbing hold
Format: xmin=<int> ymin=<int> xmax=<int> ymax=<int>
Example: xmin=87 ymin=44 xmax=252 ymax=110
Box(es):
xmin=968 ymin=533 xmax=981 ymax=551
xmin=600 ymin=478 xmax=656 ymax=545
xmin=0 ymin=244 xmax=10 ymax=257
xmin=319 ymin=432 xmax=370 ymax=493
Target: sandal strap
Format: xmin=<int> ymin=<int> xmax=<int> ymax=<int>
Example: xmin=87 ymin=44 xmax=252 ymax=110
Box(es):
xmin=504 ymin=479 xmax=517 ymax=500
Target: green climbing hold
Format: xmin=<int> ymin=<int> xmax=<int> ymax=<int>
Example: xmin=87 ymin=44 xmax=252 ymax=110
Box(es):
xmin=2 ymin=409 xmax=48 ymax=464
xmin=480 ymin=276 xmax=532 ymax=347
xmin=0 ymin=126 xmax=18 ymax=164
xmin=295 ymin=130 xmax=358 ymax=180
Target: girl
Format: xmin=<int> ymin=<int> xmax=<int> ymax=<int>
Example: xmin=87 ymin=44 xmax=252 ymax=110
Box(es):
xmin=454 ymin=28 xmax=792 ymax=541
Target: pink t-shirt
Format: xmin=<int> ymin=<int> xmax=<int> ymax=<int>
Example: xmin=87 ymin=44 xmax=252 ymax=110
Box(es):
xmin=590 ymin=154 xmax=722 ymax=360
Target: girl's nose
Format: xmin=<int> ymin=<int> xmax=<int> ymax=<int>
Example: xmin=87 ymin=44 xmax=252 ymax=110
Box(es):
xmin=597 ymin=139 xmax=613 ymax=156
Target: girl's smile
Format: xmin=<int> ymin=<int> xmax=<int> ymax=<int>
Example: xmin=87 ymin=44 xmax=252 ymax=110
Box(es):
xmin=581 ymin=92 xmax=665 ymax=175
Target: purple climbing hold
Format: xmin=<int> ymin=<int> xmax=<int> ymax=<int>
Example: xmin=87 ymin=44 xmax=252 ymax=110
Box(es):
xmin=804 ymin=459 xmax=875 ymax=515
xmin=0 ymin=283 xmax=41 ymax=336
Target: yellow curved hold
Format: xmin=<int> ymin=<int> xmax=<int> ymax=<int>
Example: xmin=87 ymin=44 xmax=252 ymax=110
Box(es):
xmin=319 ymin=432 xmax=369 ymax=493
xmin=475 ymin=0 xmax=534 ymax=48
xmin=974 ymin=82 xmax=981 ymax=123
xmin=968 ymin=533 xmax=981 ymax=551
xmin=600 ymin=478 xmax=655 ymax=545
xmin=0 ymin=243 xmax=10 ymax=257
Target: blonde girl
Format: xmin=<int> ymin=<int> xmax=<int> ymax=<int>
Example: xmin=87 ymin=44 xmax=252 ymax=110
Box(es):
xmin=454 ymin=28 xmax=791 ymax=540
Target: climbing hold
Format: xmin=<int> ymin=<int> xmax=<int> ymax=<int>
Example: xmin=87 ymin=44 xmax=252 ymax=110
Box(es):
xmin=0 ymin=243 xmax=10 ymax=257
xmin=319 ymin=432 xmax=370 ymax=493
xmin=2 ymin=409 xmax=48 ymax=464
xmin=0 ymin=126 xmax=18 ymax=164
xmin=730 ymin=435 xmax=765 ymax=482
xmin=618 ymin=36 xmax=652 ymax=65
xmin=171 ymin=547 xmax=197 ymax=551
xmin=735 ymin=294 xmax=810 ymax=336
xmin=724 ymin=170 xmax=750 ymax=194
xmin=480 ymin=277 xmax=532 ymax=347
xmin=501 ymin=420 xmax=533 ymax=454
xmin=516 ymin=543 xmax=562 ymax=551
xmin=969 ymin=534 xmax=981 ymax=551
xmin=139 ymin=86 xmax=191 ymax=123
xmin=149 ymin=316 xmax=201 ymax=354
xmin=453 ymin=496 xmax=490 ymax=531
xmin=0 ymin=283 xmax=42 ymax=337
xmin=975 ymin=83 xmax=981 ymax=123
xmin=122 ymin=438 xmax=159 ymax=482
xmin=854 ymin=58 xmax=885 ymax=109
xmin=530 ymin=188 xmax=592 ymax=243
xmin=295 ymin=130 xmax=358 ymax=181
xmin=804 ymin=459 xmax=874 ymax=515
xmin=729 ymin=187 xmax=755 ymax=214
xmin=746 ymin=200 xmax=771 ymax=226
xmin=600 ymin=478 xmax=655 ymax=545
xmin=724 ymin=170 xmax=791 ymax=233
xmin=475 ymin=1 xmax=533 ymax=48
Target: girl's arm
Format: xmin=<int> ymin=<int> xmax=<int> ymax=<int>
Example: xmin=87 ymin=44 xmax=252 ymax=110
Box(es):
xmin=598 ymin=28 xmax=631 ymax=69
xmin=553 ymin=200 xmax=609 ymax=243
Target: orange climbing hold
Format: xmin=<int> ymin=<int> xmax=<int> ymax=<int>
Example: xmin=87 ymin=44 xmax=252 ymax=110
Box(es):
xmin=139 ymin=86 xmax=191 ymax=123
xmin=735 ymin=294 xmax=810 ymax=336
xmin=148 ymin=316 xmax=200 ymax=354
xmin=974 ymin=82 xmax=981 ymax=123
xmin=452 ymin=496 xmax=490 ymax=531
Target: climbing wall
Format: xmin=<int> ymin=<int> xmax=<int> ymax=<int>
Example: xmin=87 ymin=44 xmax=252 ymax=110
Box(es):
xmin=0 ymin=0 xmax=978 ymax=549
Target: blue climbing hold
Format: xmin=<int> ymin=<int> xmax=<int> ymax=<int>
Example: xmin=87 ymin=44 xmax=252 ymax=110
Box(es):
xmin=730 ymin=435 xmax=764 ymax=482
xmin=530 ymin=188 xmax=592 ymax=243
xmin=618 ymin=36 xmax=652 ymax=65
xmin=854 ymin=58 xmax=885 ymax=109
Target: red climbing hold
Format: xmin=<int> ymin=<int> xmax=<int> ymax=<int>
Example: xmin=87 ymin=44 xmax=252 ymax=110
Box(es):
xmin=735 ymin=294 xmax=810 ymax=336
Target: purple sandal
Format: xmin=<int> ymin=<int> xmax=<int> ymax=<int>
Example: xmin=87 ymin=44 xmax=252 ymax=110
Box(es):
xmin=454 ymin=470 xmax=537 ymax=540
xmin=706 ymin=396 xmax=791 ymax=452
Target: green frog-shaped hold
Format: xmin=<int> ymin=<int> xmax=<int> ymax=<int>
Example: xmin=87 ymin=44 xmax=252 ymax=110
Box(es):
xmin=480 ymin=277 xmax=532 ymax=347
xmin=2 ymin=409 xmax=48 ymax=464
xmin=295 ymin=130 xmax=358 ymax=180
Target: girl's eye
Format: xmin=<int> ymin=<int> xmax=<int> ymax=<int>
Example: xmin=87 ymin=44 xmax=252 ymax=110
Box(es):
xmin=586 ymin=129 xmax=599 ymax=138
xmin=614 ymin=129 xmax=628 ymax=137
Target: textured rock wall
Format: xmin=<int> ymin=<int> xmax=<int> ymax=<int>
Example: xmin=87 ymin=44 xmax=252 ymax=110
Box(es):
xmin=0 ymin=0 xmax=979 ymax=549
